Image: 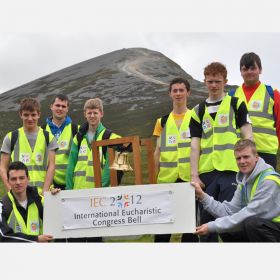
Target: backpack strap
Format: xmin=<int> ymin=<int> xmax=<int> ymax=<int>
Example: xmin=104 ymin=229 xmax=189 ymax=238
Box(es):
xmin=198 ymin=101 xmax=206 ymax=123
xmin=42 ymin=130 xmax=50 ymax=147
xmin=266 ymin=85 xmax=274 ymax=100
xmin=76 ymin=132 xmax=84 ymax=152
xmin=160 ymin=114 xmax=170 ymax=129
xmin=228 ymin=88 xmax=236 ymax=97
xmin=101 ymin=129 xmax=112 ymax=159
xmin=10 ymin=129 xmax=19 ymax=154
xmin=71 ymin=123 xmax=78 ymax=137
xmin=230 ymin=96 xmax=239 ymax=124
xmin=41 ymin=124 xmax=47 ymax=130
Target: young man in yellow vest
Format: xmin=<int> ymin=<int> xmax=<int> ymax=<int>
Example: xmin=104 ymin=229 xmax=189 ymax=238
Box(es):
xmin=0 ymin=161 xmax=59 ymax=242
xmin=193 ymin=139 xmax=280 ymax=242
xmin=190 ymin=62 xmax=253 ymax=242
xmin=66 ymin=98 xmax=120 ymax=242
xmin=153 ymin=77 xmax=198 ymax=242
xmin=0 ymin=98 xmax=58 ymax=195
xmin=66 ymin=98 xmax=120 ymax=190
xmin=43 ymin=94 xmax=78 ymax=190
xmin=229 ymin=52 xmax=280 ymax=169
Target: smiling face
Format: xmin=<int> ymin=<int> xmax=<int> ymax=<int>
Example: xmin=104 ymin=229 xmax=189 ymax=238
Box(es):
xmin=235 ymin=146 xmax=259 ymax=176
xmin=84 ymin=108 xmax=103 ymax=129
xmin=241 ymin=62 xmax=262 ymax=87
xmin=169 ymin=83 xmax=190 ymax=105
xmin=20 ymin=110 xmax=40 ymax=132
xmin=50 ymin=97 xmax=69 ymax=122
xmin=8 ymin=169 xmax=29 ymax=196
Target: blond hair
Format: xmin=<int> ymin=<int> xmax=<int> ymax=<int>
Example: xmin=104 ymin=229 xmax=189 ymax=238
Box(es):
xmin=83 ymin=98 xmax=103 ymax=112
xmin=234 ymin=139 xmax=258 ymax=155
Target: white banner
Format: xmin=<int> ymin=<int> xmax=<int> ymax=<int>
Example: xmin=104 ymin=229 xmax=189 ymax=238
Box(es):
xmin=61 ymin=190 xmax=173 ymax=230
xmin=44 ymin=183 xmax=195 ymax=238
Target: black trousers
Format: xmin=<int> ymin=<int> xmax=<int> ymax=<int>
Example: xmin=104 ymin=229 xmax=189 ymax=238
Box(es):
xmin=199 ymin=170 xmax=237 ymax=242
xmin=220 ymin=216 xmax=280 ymax=242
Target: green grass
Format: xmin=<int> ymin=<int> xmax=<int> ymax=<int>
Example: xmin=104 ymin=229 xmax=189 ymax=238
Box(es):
xmin=0 ymin=181 xmax=6 ymax=199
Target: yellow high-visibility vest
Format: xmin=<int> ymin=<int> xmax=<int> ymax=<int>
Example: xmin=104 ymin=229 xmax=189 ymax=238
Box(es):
xmin=45 ymin=123 xmax=74 ymax=185
xmin=239 ymin=170 xmax=280 ymax=223
xmin=192 ymin=95 xmax=239 ymax=174
xmin=10 ymin=127 xmax=54 ymax=193
xmin=157 ymin=111 xmax=191 ymax=183
xmin=234 ymin=84 xmax=278 ymax=154
xmin=73 ymin=129 xmax=120 ymax=189
xmin=7 ymin=192 xmax=43 ymax=236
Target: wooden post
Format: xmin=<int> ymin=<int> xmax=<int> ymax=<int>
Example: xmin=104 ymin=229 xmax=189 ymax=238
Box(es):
xmin=92 ymin=136 xmax=155 ymax=187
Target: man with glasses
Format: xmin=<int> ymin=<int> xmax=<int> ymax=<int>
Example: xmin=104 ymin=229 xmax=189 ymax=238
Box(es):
xmin=190 ymin=62 xmax=253 ymax=242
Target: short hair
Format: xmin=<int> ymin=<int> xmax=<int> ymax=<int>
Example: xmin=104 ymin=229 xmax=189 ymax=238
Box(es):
xmin=204 ymin=62 xmax=227 ymax=80
xmin=51 ymin=94 xmax=69 ymax=105
xmin=169 ymin=77 xmax=190 ymax=92
xmin=240 ymin=52 xmax=262 ymax=71
xmin=19 ymin=98 xmax=40 ymax=114
xmin=7 ymin=161 xmax=29 ymax=179
xmin=234 ymin=139 xmax=258 ymax=155
xmin=84 ymin=98 xmax=103 ymax=112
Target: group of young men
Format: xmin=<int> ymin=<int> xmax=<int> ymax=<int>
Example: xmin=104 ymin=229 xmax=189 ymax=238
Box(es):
xmin=1 ymin=51 xmax=280 ymax=243
xmin=0 ymin=95 xmax=118 ymax=242
xmin=154 ymin=52 xmax=280 ymax=242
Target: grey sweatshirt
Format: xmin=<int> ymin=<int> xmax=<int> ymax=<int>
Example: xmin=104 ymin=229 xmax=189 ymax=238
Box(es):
xmin=201 ymin=158 xmax=280 ymax=233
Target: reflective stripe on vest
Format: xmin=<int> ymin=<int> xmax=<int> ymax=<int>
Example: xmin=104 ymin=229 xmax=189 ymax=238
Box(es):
xmin=157 ymin=111 xmax=191 ymax=183
xmin=194 ymin=95 xmax=239 ymax=174
xmin=234 ymin=84 xmax=278 ymax=154
xmin=239 ymin=170 xmax=280 ymax=223
xmin=7 ymin=192 xmax=43 ymax=235
xmin=45 ymin=123 xmax=73 ymax=185
xmin=10 ymin=127 xmax=53 ymax=193
xmin=73 ymin=129 xmax=119 ymax=189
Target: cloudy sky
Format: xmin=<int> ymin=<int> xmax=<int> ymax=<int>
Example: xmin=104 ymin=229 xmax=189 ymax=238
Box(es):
xmin=1 ymin=32 xmax=280 ymax=94
xmin=1 ymin=1 xmax=280 ymax=94
xmin=1 ymin=0 xmax=280 ymax=278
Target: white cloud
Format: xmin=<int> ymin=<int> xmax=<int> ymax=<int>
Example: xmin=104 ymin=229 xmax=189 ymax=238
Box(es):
xmin=1 ymin=32 xmax=280 ymax=93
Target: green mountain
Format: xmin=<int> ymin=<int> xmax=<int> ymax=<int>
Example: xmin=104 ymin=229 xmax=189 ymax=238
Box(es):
xmin=0 ymin=47 xmax=232 ymax=141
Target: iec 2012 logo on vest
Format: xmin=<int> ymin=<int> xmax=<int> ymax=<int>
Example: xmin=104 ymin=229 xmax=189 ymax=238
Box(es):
xmin=251 ymin=100 xmax=262 ymax=111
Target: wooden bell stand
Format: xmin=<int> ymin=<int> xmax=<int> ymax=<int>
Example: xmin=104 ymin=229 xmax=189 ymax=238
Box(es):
xmin=92 ymin=136 xmax=156 ymax=187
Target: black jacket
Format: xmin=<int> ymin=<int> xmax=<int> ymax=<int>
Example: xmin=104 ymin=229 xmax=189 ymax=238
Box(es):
xmin=0 ymin=187 xmax=43 ymax=243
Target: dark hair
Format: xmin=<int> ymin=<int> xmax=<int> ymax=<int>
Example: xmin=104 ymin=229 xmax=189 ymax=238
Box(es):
xmin=169 ymin=78 xmax=190 ymax=92
xmin=7 ymin=161 xmax=29 ymax=179
xmin=234 ymin=139 xmax=258 ymax=155
xmin=204 ymin=62 xmax=227 ymax=80
xmin=51 ymin=94 xmax=69 ymax=105
xmin=240 ymin=52 xmax=262 ymax=71
xmin=19 ymin=98 xmax=40 ymax=114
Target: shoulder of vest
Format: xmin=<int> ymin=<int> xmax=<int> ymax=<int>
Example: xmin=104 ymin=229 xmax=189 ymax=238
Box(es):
xmin=41 ymin=123 xmax=47 ymax=130
xmin=160 ymin=113 xmax=170 ymax=128
xmin=265 ymin=84 xmax=274 ymax=100
xmin=27 ymin=187 xmax=44 ymax=219
xmin=228 ymin=88 xmax=236 ymax=96
xmin=198 ymin=101 xmax=206 ymax=122
xmin=102 ymin=128 xmax=113 ymax=140
xmin=71 ymin=123 xmax=78 ymax=137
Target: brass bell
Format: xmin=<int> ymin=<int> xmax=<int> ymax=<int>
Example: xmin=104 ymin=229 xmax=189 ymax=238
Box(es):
xmin=110 ymin=151 xmax=133 ymax=171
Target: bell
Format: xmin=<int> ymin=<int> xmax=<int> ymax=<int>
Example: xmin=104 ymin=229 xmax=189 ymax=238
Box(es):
xmin=110 ymin=151 xmax=133 ymax=171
